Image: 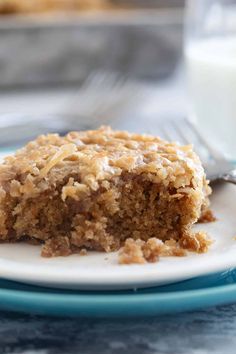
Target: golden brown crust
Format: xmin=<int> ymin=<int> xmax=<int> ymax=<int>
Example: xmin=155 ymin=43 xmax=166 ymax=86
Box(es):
xmin=0 ymin=125 xmax=208 ymax=193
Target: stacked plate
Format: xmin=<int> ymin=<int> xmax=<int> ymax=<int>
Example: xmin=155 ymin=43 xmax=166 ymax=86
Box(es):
xmin=0 ymin=148 xmax=236 ymax=317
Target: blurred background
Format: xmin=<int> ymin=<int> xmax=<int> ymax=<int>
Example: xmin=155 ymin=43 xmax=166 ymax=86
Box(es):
xmin=0 ymin=0 xmax=187 ymax=146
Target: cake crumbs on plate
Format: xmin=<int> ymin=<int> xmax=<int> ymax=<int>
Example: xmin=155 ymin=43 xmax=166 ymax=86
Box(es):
xmin=119 ymin=232 xmax=212 ymax=265
xmin=119 ymin=237 xmax=187 ymax=264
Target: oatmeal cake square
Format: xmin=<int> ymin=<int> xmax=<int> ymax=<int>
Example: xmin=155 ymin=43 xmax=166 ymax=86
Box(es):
xmin=0 ymin=126 xmax=211 ymax=258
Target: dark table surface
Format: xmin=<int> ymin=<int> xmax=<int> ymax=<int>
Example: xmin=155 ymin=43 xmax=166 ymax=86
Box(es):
xmin=1 ymin=303 xmax=236 ymax=354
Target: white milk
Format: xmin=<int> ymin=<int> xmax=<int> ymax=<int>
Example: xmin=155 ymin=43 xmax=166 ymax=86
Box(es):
xmin=185 ymin=36 xmax=236 ymax=158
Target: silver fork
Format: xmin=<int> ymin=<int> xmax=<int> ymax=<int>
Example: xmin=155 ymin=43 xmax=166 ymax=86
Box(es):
xmin=160 ymin=117 xmax=236 ymax=184
xmin=62 ymin=70 xmax=148 ymax=127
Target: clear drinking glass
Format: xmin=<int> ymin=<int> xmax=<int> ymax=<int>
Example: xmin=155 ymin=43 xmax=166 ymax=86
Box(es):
xmin=185 ymin=0 xmax=236 ymax=159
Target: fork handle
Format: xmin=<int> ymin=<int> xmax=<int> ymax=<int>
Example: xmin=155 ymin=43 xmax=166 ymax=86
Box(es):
xmin=221 ymin=169 xmax=236 ymax=185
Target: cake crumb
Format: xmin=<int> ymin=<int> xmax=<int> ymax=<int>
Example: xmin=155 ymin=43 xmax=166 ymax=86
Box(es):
xmin=179 ymin=231 xmax=212 ymax=254
xmin=41 ymin=236 xmax=71 ymax=257
xmin=198 ymin=209 xmax=216 ymax=223
xmin=118 ymin=239 xmax=146 ymax=264
xmin=79 ymin=248 xmax=87 ymax=256
xmin=119 ymin=237 xmax=188 ymax=265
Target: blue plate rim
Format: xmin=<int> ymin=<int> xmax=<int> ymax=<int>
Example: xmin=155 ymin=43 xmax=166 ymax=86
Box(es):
xmin=0 ymin=274 xmax=236 ymax=301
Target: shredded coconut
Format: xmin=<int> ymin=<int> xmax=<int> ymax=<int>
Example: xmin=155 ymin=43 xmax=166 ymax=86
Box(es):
xmin=39 ymin=144 xmax=77 ymax=179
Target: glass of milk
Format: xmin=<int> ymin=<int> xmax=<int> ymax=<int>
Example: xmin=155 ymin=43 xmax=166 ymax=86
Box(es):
xmin=185 ymin=0 xmax=236 ymax=159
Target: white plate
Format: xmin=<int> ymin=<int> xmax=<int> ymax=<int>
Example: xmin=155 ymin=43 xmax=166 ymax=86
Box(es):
xmin=0 ymin=152 xmax=236 ymax=290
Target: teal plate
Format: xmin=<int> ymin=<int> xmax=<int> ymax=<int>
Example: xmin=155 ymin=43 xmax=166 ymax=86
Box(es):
xmin=0 ymin=269 xmax=236 ymax=317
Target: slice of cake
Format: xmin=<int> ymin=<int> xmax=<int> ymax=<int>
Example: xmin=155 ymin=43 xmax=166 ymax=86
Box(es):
xmin=0 ymin=126 xmax=212 ymax=258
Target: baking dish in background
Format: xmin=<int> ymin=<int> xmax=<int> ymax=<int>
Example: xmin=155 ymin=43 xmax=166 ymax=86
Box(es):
xmin=0 ymin=6 xmax=183 ymax=87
